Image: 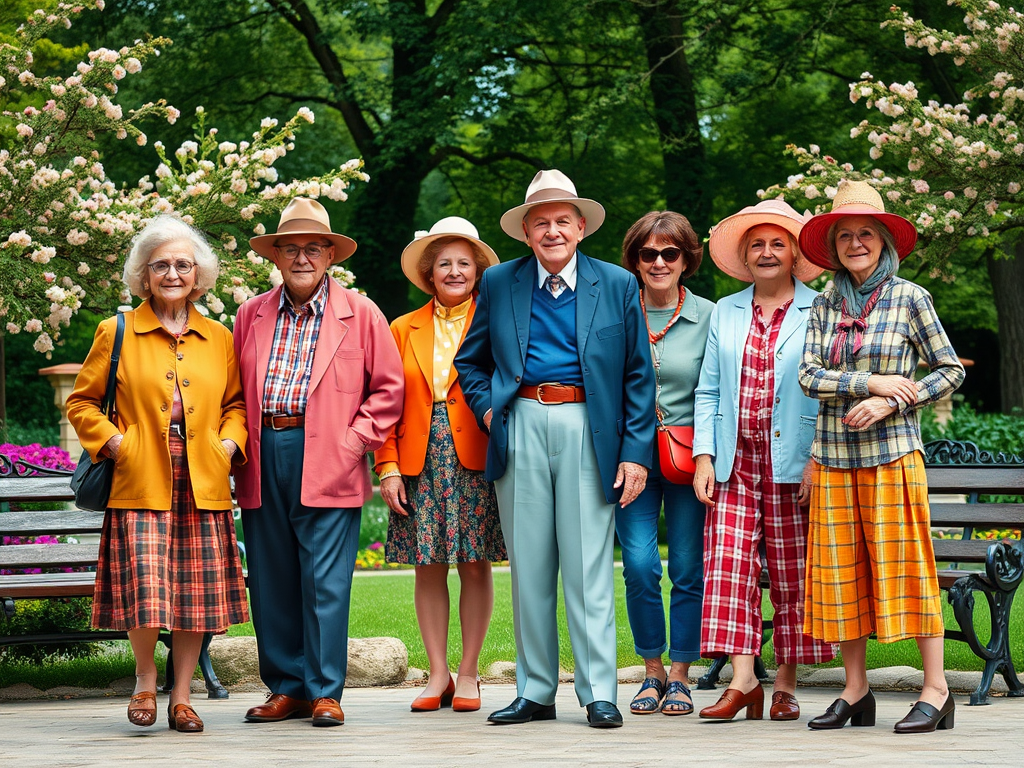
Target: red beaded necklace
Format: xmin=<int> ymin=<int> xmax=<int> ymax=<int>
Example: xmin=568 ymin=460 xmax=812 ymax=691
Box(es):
xmin=640 ymin=285 xmax=686 ymax=343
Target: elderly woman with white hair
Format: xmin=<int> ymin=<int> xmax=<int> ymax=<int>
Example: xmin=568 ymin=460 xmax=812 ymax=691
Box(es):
xmin=68 ymin=214 xmax=248 ymax=734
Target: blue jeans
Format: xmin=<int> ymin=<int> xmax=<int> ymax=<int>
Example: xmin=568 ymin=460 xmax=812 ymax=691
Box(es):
xmin=615 ymin=463 xmax=705 ymax=663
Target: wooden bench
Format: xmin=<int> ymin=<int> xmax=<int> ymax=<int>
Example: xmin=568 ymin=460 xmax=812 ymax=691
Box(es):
xmin=0 ymin=453 xmax=229 ymax=697
xmin=696 ymin=439 xmax=1024 ymax=706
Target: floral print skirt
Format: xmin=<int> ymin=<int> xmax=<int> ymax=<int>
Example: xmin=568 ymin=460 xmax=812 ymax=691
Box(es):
xmin=386 ymin=403 xmax=506 ymax=565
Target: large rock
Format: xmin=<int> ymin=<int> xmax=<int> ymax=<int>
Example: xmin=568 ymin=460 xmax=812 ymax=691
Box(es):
xmin=207 ymin=635 xmax=408 ymax=688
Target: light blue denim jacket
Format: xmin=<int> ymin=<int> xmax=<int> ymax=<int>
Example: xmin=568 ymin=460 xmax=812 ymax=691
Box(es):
xmin=692 ymin=280 xmax=819 ymax=484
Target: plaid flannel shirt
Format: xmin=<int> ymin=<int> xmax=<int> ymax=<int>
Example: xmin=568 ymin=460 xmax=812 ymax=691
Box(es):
xmin=799 ymin=276 xmax=964 ymax=468
xmin=262 ymin=277 xmax=330 ymax=416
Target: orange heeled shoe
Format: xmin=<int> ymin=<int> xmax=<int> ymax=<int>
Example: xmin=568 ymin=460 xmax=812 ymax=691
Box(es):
xmin=698 ymin=684 xmax=764 ymax=721
xmin=452 ymin=677 xmax=482 ymax=712
xmin=411 ymin=674 xmax=455 ymax=711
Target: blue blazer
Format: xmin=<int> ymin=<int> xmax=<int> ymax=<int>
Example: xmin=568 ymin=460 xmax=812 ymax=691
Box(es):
xmin=692 ymin=280 xmax=819 ymax=485
xmin=454 ymin=252 xmax=656 ymax=504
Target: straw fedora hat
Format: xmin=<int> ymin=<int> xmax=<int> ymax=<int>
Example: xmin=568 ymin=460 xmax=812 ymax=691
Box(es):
xmin=499 ymin=169 xmax=605 ymax=241
xmin=401 ymin=216 xmax=499 ymax=295
xmin=798 ymin=180 xmax=918 ymax=270
xmin=708 ymin=199 xmax=823 ymax=283
xmin=249 ymin=197 xmax=357 ymax=263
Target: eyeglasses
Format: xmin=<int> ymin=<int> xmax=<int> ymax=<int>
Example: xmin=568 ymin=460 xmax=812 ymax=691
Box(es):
xmin=274 ymin=243 xmax=333 ymax=260
xmin=638 ymin=246 xmax=683 ymax=264
xmin=147 ymin=260 xmax=195 ymax=275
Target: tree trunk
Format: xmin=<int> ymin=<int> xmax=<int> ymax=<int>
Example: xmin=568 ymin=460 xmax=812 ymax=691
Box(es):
xmin=987 ymin=244 xmax=1024 ymax=413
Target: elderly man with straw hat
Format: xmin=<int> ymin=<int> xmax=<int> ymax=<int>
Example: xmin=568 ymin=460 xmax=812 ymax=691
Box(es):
xmin=455 ymin=170 xmax=656 ymax=728
xmin=233 ymin=197 xmax=404 ymax=727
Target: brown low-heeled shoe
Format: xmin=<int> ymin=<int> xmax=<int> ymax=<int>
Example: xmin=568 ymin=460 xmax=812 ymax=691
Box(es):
xmin=245 ymin=693 xmax=314 ymax=723
xmin=311 ymin=697 xmax=345 ymax=727
xmin=770 ymin=691 xmax=800 ymax=721
xmin=168 ymin=703 xmax=204 ymax=733
xmin=127 ymin=691 xmax=157 ymax=727
xmin=698 ymin=685 xmax=764 ymax=721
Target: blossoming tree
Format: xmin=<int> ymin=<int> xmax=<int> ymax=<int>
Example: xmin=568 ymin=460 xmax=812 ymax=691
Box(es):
xmin=1 ymin=1 xmax=367 ymax=361
xmin=760 ymin=0 xmax=1024 ymax=411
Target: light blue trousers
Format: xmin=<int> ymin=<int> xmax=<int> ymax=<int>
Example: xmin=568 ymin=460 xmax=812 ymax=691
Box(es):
xmin=494 ymin=399 xmax=618 ymax=706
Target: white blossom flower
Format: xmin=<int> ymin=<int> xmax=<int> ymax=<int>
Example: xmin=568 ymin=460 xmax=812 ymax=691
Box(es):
xmin=25 ymin=318 xmax=43 ymax=333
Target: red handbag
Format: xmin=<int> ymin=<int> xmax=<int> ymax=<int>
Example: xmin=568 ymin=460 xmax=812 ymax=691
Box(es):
xmin=657 ymin=425 xmax=696 ymax=485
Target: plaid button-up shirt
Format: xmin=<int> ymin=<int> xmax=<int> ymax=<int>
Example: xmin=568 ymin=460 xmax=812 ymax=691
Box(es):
xmin=738 ymin=300 xmax=793 ymax=443
xmin=262 ymin=277 xmax=330 ymax=416
xmin=799 ymin=276 xmax=964 ymax=468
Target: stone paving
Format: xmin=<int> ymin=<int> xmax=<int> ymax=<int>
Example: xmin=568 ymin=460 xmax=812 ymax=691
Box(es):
xmin=1 ymin=683 xmax=1021 ymax=767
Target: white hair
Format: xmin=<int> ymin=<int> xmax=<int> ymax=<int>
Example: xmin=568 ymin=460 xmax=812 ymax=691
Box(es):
xmin=122 ymin=215 xmax=219 ymax=300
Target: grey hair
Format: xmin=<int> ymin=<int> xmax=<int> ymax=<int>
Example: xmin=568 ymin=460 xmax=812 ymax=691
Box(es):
xmin=825 ymin=218 xmax=898 ymax=267
xmin=122 ymin=215 xmax=219 ymax=300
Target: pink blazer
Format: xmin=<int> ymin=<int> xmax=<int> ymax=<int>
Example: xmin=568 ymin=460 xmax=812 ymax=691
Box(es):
xmin=233 ymin=278 xmax=404 ymax=509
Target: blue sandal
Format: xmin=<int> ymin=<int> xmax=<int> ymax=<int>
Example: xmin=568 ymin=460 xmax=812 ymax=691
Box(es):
xmin=662 ymin=680 xmax=694 ymax=715
xmin=629 ymin=677 xmax=667 ymax=714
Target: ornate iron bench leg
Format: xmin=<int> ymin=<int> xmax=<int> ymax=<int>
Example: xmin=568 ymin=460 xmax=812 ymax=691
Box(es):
xmin=697 ymin=656 xmax=726 ymax=690
xmin=199 ymin=632 xmax=229 ymax=698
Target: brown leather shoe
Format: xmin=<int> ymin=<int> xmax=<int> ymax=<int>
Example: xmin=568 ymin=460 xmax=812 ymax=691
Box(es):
xmin=245 ymin=693 xmax=313 ymax=723
xmin=167 ymin=703 xmax=204 ymax=733
xmin=770 ymin=691 xmax=800 ymax=721
xmin=127 ymin=691 xmax=157 ymax=727
xmin=311 ymin=697 xmax=345 ymax=727
xmin=698 ymin=685 xmax=764 ymax=721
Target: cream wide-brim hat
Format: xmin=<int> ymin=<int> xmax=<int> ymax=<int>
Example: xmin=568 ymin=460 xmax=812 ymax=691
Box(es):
xmin=401 ymin=216 xmax=499 ymax=295
xmin=708 ymin=199 xmax=823 ymax=283
xmin=798 ymin=179 xmax=918 ymax=270
xmin=249 ymin=197 xmax=357 ymax=264
xmin=499 ymin=169 xmax=605 ymax=242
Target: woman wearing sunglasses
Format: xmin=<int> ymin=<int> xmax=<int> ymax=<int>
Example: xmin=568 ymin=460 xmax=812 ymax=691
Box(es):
xmin=691 ymin=200 xmax=834 ymax=722
xmin=617 ymin=212 xmax=713 ymax=716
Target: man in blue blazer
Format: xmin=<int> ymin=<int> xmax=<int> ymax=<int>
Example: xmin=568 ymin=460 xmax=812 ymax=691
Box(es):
xmin=455 ymin=170 xmax=656 ymax=728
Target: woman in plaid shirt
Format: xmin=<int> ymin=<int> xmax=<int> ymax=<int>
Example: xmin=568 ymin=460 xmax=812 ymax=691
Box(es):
xmin=797 ymin=180 xmax=964 ymax=734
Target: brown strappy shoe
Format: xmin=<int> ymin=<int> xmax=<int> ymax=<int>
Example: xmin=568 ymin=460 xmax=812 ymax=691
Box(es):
xmin=167 ymin=702 xmax=204 ymax=733
xmin=127 ymin=691 xmax=157 ymax=727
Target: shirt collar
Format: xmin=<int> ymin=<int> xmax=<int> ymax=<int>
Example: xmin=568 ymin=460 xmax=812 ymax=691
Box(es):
xmin=279 ymin=277 xmax=329 ymax=318
xmin=536 ymin=252 xmax=577 ymax=291
xmin=433 ymin=295 xmax=473 ymax=321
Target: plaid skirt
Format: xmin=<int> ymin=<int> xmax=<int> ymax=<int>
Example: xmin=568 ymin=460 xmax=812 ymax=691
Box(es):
xmin=91 ymin=433 xmax=249 ymax=632
xmin=386 ymin=403 xmax=506 ymax=565
xmin=803 ymin=450 xmax=942 ymax=644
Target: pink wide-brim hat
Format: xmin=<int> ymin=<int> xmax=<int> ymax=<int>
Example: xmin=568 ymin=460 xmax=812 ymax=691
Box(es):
xmin=499 ymin=169 xmax=605 ymax=241
xmin=708 ymin=198 xmax=823 ymax=283
xmin=798 ymin=180 xmax=918 ymax=270
xmin=249 ymin=197 xmax=357 ymax=264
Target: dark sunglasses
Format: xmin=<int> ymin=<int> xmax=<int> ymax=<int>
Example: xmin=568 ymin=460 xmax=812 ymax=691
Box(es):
xmin=637 ymin=246 xmax=683 ymax=264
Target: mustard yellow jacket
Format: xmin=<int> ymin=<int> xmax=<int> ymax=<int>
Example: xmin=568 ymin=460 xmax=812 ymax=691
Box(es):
xmin=67 ymin=300 xmax=247 ymax=511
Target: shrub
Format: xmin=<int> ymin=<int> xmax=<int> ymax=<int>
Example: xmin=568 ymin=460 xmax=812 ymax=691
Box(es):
xmin=0 ymin=597 xmax=95 ymax=662
xmin=922 ymin=404 xmax=1024 ymax=456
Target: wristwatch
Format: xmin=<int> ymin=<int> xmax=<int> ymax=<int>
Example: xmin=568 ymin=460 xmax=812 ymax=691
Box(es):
xmin=884 ymin=396 xmax=899 ymax=410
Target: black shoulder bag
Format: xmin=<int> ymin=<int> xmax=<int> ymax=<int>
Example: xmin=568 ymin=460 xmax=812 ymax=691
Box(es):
xmin=70 ymin=312 xmax=125 ymax=512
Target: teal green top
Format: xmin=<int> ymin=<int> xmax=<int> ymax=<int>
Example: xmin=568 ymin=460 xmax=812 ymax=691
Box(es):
xmin=646 ymin=286 xmax=714 ymax=427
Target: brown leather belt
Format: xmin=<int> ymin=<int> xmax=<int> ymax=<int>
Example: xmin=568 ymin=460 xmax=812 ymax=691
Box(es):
xmin=517 ymin=383 xmax=586 ymax=405
xmin=262 ymin=414 xmax=305 ymax=430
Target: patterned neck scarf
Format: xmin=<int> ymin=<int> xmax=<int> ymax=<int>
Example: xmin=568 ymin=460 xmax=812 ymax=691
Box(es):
xmin=829 ymin=247 xmax=898 ymax=365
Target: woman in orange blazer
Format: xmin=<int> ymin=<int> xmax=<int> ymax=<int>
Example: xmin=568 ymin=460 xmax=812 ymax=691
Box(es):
xmin=375 ymin=217 xmax=505 ymax=713
xmin=67 ymin=215 xmax=248 ymax=734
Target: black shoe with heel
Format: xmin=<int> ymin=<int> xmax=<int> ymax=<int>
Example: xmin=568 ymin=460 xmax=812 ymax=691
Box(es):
xmin=807 ymin=690 xmax=875 ymax=730
xmin=894 ymin=693 xmax=955 ymax=734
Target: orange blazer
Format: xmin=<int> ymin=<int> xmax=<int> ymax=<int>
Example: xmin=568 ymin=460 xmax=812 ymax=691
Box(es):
xmin=374 ymin=298 xmax=488 ymax=476
xmin=66 ymin=300 xmax=247 ymax=511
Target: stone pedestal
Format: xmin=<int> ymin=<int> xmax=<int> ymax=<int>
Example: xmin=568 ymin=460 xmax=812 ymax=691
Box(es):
xmin=37 ymin=363 xmax=83 ymax=458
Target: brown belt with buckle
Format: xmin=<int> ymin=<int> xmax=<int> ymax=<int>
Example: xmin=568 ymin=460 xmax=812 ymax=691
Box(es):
xmin=517 ymin=383 xmax=586 ymax=405
xmin=262 ymin=414 xmax=305 ymax=430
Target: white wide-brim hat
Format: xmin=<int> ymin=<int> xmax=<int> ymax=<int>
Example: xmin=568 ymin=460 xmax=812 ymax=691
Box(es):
xmin=401 ymin=216 xmax=499 ymax=295
xmin=249 ymin=197 xmax=357 ymax=264
xmin=708 ymin=198 xmax=823 ymax=283
xmin=798 ymin=179 xmax=918 ymax=270
xmin=499 ymin=169 xmax=605 ymax=241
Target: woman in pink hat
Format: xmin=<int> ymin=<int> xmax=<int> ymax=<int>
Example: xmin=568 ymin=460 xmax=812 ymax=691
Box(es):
xmin=693 ymin=199 xmax=835 ymax=723
xmin=797 ymin=180 xmax=964 ymax=733
xmin=374 ymin=217 xmax=505 ymax=713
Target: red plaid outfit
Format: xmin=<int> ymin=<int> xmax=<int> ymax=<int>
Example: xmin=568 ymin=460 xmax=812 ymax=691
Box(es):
xmin=701 ymin=300 xmax=834 ymax=664
xmin=262 ymin=277 xmax=329 ymax=416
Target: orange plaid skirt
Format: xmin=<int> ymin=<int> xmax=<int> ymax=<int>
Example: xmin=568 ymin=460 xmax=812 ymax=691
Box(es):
xmin=803 ymin=450 xmax=942 ymax=644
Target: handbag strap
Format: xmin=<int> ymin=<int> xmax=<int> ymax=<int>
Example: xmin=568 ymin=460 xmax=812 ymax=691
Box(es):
xmin=101 ymin=312 xmax=126 ymax=420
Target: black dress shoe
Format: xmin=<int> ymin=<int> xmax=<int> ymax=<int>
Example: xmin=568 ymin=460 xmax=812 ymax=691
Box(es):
xmin=586 ymin=701 xmax=623 ymax=728
xmin=487 ymin=697 xmax=556 ymax=725
xmin=807 ymin=690 xmax=875 ymax=730
xmin=894 ymin=694 xmax=955 ymax=734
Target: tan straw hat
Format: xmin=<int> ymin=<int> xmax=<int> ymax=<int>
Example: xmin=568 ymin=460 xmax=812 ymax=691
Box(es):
xmin=499 ymin=169 xmax=605 ymax=241
xmin=798 ymin=179 xmax=918 ymax=270
xmin=708 ymin=199 xmax=823 ymax=283
xmin=401 ymin=216 xmax=499 ymax=295
xmin=249 ymin=197 xmax=357 ymax=263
